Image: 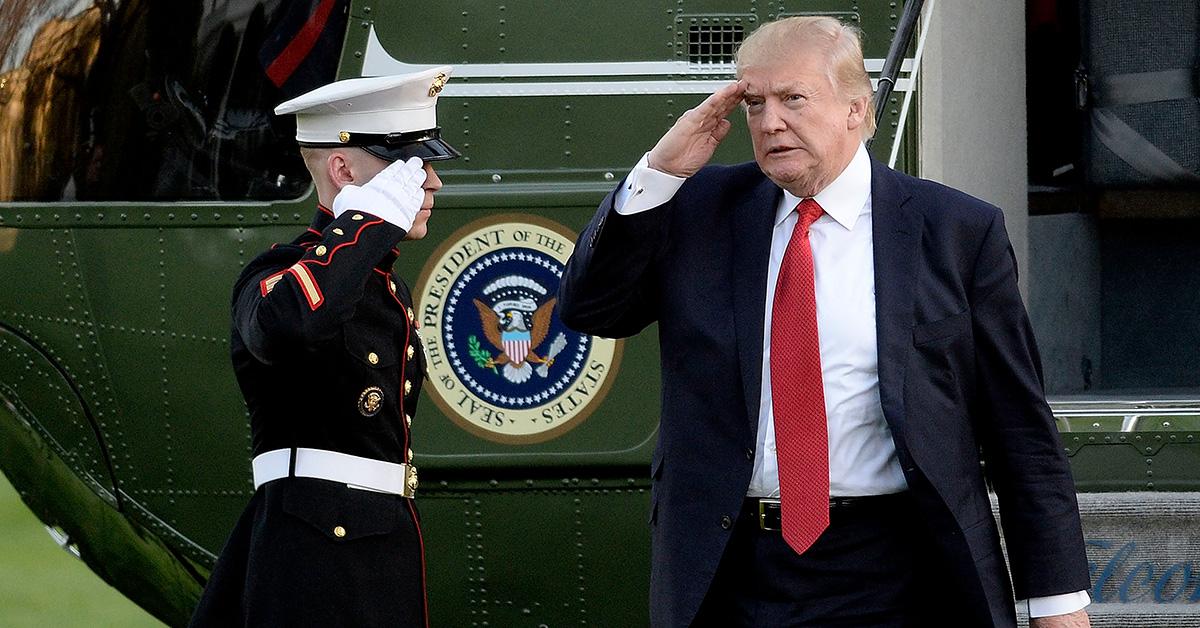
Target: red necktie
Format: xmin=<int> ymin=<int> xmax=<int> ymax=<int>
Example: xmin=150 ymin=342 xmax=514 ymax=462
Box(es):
xmin=770 ymin=198 xmax=829 ymax=555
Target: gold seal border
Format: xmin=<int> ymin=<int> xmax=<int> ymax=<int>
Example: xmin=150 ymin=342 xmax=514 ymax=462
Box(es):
xmin=413 ymin=213 xmax=624 ymax=445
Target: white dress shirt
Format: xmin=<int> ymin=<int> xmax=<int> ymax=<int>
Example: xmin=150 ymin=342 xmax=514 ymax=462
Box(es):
xmin=751 ymin=144 xmax=906 ymax=498
xmin=612 ymin=144 xmax=1089 ymax=617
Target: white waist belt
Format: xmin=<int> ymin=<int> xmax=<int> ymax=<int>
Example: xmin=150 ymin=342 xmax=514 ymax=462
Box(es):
xmin=252 ymin=448 xmax=418 ymax=498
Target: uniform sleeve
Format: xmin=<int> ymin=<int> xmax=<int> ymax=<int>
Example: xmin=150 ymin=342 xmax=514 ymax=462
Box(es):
xmin=233 ymin=211 xmax=406 ymax=364
xmin=968 ymin=210 xmax=1091 ymax=599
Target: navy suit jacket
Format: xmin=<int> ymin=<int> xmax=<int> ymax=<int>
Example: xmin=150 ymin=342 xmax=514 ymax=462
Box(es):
xmin=558 ymin=158 xmax=1090 ymax=627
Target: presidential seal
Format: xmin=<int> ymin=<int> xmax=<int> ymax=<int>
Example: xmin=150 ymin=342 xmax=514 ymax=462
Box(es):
xmin=414 ymin=215 xmax=621 ymax=443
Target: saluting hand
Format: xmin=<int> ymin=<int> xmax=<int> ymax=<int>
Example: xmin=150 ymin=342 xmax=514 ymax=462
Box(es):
xmin=647 ymin=80 xmax=747 ymax=178
xmin=333 ymin=156 xmax=427 ymax=231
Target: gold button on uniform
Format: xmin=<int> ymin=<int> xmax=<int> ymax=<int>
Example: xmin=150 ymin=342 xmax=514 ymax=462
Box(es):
xmin=333 ymin=228 xmax=344 ymax=236
xmin=333 ymin=526 xmax=346 ymax=538
xmin=407 ymin=448 xmax=414 ymax=462
xmin=367 ymin=351 xmax=379 ymax=365
xmin=352 ymin=213 xmax=364 ymax=221
xmin=389 ymin=280 xmax=397 ymax=293
xmin=315 ymin=245 xmax=327 ymax=256
xmin=405 ymin=414 xmax=413 ymax=428
xmin=406 ymin=345 xmax=415 ymax=360
xmin=404 ymin=380 xmax=412 ymax=395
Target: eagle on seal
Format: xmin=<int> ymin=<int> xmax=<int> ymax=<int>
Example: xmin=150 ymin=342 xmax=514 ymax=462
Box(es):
xmin=473 ymin=297 xmax=557 ymax=383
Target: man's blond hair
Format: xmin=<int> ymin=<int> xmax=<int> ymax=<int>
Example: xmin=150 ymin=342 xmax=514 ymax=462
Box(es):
xmin=735 ymin=16 xmax=877 ymax=140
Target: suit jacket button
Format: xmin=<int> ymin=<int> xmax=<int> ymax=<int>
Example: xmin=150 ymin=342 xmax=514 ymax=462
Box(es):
xmin=406 ymin=345 xmax=415 ymax=360
xmin=720 ymin=515 xmax=733 ymax=530
xmin=333 ymin=526 xmax=346 ymax=538
xmin=367 ymin=352 xmax=380 ymax=365
xmin=404 ymin=380 xmax=413 ymax=395
xmin=745 ymin=448 xmax=754 ymax=461
xmin=405 ymin=413 xmax=413 ymax=428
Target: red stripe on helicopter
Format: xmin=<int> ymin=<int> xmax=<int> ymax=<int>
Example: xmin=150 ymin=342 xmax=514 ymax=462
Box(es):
xmin=265 ymin=0 xmax=338 ymax=88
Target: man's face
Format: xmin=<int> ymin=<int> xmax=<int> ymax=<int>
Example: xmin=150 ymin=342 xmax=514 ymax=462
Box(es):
xmin=352 ymin=152 xmax=442 ymax=241
xmin=741 ymin=47 xmax=864 ymax=197
xmin=403 ymin=162 xmax=442 ymax=241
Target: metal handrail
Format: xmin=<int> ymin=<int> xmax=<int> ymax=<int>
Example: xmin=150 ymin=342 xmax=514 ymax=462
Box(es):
xmin=868 ymin=0 xmax=926 ymax=148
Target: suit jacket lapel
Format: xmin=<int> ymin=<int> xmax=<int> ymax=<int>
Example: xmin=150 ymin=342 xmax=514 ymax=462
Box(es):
xmin=733 ymin=175 xmax=782 ymax=431
xmin=871 ymin=159 xmax=921 ymax=432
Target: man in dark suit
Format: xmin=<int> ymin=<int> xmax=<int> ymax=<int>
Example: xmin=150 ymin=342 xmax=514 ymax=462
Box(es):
xmin=190 ymin=67 xmax=458 ymax=627
xmin=559 ymin=16 xmax=1091 ymax=628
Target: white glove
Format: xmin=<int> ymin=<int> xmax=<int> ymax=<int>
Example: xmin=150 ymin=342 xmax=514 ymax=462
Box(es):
xmin=332 ymin=156 xmax=426 ymax=231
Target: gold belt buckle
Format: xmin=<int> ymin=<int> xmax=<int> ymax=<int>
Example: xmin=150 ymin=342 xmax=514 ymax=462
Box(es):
xmin=403 ymin=464 xmax=419 ymax=498
xmin=758 ymin=497 xmax=781 ymax=531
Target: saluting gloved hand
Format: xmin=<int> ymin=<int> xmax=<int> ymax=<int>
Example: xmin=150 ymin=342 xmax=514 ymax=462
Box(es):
xmin=332 ymin=156 xmax=427 ymax=231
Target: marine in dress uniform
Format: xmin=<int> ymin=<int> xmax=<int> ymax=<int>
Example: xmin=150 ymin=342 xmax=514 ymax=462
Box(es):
xmin=190 ymin=67 xmax=459 ymax=627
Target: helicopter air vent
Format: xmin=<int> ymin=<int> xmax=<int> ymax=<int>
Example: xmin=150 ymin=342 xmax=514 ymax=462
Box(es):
xmin=687 ymin=24 xmax=744 ymax=64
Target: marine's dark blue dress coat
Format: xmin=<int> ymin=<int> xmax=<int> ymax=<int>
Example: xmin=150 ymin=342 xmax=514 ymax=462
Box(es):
xmin=190 ymin=205 xmax=428 ymax=627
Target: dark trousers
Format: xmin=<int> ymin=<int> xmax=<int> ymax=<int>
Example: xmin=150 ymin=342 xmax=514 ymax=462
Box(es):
xmin=693 ymin=493 xmax=948 ymax=628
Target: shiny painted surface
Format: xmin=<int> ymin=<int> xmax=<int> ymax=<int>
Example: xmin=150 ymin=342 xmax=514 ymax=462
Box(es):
xmin=9 ymin=1 xmax=1197 ymax=627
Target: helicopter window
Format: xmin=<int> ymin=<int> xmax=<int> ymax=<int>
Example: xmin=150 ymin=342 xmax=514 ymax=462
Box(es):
xmin=1026 ymin=1 xmax=1200 ymax=398
xmin=0 ymin=0 xmax=349 ymax=203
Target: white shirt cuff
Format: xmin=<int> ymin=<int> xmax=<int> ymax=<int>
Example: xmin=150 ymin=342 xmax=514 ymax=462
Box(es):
xmin=613 ymin=153 xmax=686 ymax=215
xmin=1021 ymin=590 xmax=1091 ymax=618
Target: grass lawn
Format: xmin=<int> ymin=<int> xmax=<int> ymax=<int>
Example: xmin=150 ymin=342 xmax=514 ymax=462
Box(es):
xmin=0 ymin=474 xmax=162 ymax=627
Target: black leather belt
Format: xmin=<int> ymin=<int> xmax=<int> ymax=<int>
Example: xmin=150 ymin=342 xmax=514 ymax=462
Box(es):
xmin=744 ymin=493 xmax=911 ymax=532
